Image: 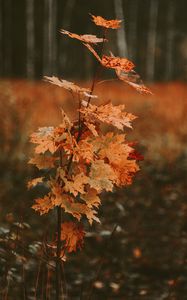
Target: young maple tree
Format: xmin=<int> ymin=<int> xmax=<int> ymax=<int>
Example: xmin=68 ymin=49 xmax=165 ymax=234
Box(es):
xmin=28 ymin=15 xmax=151 ymax=265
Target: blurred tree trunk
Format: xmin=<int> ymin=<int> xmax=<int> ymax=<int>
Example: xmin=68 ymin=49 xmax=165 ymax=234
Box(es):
xmin=0 ymin=0 xmax=2 ymax=76
xmin=146 ymin=0 xmax=159 ymax=81
xmin=128 ymin=0 xmax=138 ymax=61
xmin=165 ymin=0 xmax=175 ymax=80
xmin=59 ymin=0 xmax=76 ymax=75
xmin=114 ymin=0 xmax=128 ymax=57
xmin=43 ymin=0 xmax=57 ymax=75
xmin=26 ymin=0 xmax=35 ymax=79
xmin=3 ymin=0 xmax=12 ymax=77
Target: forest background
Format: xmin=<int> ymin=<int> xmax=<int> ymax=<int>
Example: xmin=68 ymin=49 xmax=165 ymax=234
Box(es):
xmin=0 ymin=0 xmax=187 ymax=299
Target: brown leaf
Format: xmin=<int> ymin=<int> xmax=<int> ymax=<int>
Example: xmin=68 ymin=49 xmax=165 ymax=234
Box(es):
xmin=28 ymin=155 xmax=57 ymax=170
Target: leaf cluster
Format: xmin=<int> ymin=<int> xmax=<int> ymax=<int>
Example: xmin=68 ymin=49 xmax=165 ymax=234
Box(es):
xmin=28 ymin=14 xmax=148 ymax=258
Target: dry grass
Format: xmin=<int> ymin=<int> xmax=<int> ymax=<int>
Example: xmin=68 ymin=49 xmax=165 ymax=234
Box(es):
xmin=0 ymin=79 xmax=186 ymax=163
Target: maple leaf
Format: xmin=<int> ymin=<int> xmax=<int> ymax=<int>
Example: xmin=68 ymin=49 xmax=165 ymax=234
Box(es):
xmin=93 ymin=132 xmax=133 ymax=164
xmin=74 ymin=138 xmax=95 ymax=163
xmin=91 ymin=14 xmax=122 ymax=29
xmin=111 ymin=159 xmax=139 ymax=186
xmin=44 ymin=76 xmax=97 ymax=98
xmin=32 ymin=194 xmax=54 ymax=214
xmin=50 ymin=180 xmax=100 ymax=224
xmin=80 ymin=103 xmax=136 ymax=130
xmin=84 ymin=43 xmax=134 ymax=73
xmin=58 ymin=168 xmax=88 ymax=197
xmin=90 ymin=132 xmax=140 ymax=187
xmin=61 ymin=222 xmax=85 ymax=253
xmin=88 ymin=160 xmax=116 ymax=192
xmin=28 ymin=155 xmax=57 ymax=170
xmin=30 ymin=127 xmax=57 ymax=154
xmin=116 ymin=69 xmax=153 ymax=95
xmin=27 ymin=177 xmax=44 ymax=189
xmin=101 ymin=55 xmax=134 ymax=72
xmin=81 ymin=188 xmax=101 ymax=208
xmin=60 ymin=29 xmax=106 ymax=44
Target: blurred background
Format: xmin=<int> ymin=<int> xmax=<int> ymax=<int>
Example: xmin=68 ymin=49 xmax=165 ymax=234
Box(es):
xmin=0 ymin=0 xmax=187 ymax=81
xmin=0 ymin=0 xmax=187 ymax=299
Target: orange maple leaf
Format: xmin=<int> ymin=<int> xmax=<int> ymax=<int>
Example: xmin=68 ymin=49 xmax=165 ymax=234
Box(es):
xmin=91 ymin=14 xmax=122 ymax=29
xmin=60 ymin=29 xmax=106 ymax=44
xmin=32 ymin=194 xmax=54 ymax=214
xmin=30 ymin=127 xmax=57 ymax=154
xmin=61 ymin=222 xmax=85 ymax=253
xmin=80 ymin=103 xmax=136 ymax=130
xmin=84 ymin=43 xmax=134 ymax=73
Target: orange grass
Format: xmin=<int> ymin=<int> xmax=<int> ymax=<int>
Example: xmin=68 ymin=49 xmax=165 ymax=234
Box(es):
xmin=1 ymin=80 xmax=186 ymax=162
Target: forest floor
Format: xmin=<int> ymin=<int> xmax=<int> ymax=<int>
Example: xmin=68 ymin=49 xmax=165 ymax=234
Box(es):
xmin=0 ymin=80 xmax=187 ymax=299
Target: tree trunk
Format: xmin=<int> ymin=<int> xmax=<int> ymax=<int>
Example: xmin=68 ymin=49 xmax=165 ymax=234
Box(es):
xmin=0 ymin=0 xmax=3 ymax=76
xmin=43 ymin=0 xmax=57 ymax=75
xmin=26 ymin=0 xmax=35 ymax=79
xmin=165 ymin=0 xmax=175 ymax=81
xmin=128 ymin=0 xmax=138 ymax=61
xmin=114 ymin=0 xmax=128 ymax=57
xmin=58 ymin=0 xmax=76 ymax=75
xmin=146 ymin=0 xmax=159 ymax=82
xmin=3 ymin=0 xmax=12 ymax=77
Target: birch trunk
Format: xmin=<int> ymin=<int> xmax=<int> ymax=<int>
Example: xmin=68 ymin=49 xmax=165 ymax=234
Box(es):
xmin=146 ymin=0 xmax=159 ymax=81
xmin=114 ymin=0 xmax=128 ymax=57
xmin=26 ymin=0 xmax=35 ymax=79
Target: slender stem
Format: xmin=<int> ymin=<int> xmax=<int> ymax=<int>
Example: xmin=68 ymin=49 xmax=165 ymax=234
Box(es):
xmin=55 ymin=149 xmax=64 ymax=300
xmin=55 ymin=206 xmax=62 ymax=300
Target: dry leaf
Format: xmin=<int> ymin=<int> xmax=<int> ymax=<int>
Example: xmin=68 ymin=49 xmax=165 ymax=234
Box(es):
xmin=88 ymin=160 xmax=116 ymax=192
xmin=116 ymin=69 xmax=153 ymax=95
xmin=60 ymin=29 xmax=106 ymax=44
xmin=28 ymin=155 xmax=57 ymax=170
xmin=44 ymin=76 xmax=97 ymax=98
xmin=30 ymin=127 xmax=57 ymax=154
xmin=32 ymin=194 xmax=54 ymax=214
xmin=91 ymin=14 xmax=122 ymax=29
xmin=61 ymin=221 xmax=85 ymax=253
xmin=80 ymin=103 xmax=136 ymax=130
xmin=27 ymin=177 xmax=44 ymax=189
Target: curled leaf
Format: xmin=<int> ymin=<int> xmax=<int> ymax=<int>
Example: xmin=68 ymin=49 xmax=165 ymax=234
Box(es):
xmin=44 ymin=76 xmax=97 ymax=98
xmin=60 ymin=29 xmax=106 ymax=44
xmin=116 ymin=69 xmax=153 ymax=95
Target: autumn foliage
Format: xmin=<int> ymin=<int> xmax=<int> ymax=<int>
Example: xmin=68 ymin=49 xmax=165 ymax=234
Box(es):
xmin=28 ymin=14 xmax=150 ymax=259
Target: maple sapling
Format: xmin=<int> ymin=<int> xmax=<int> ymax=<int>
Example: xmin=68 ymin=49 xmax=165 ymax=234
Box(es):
xmin=28 ymin=14 xmax=151 ymax=298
